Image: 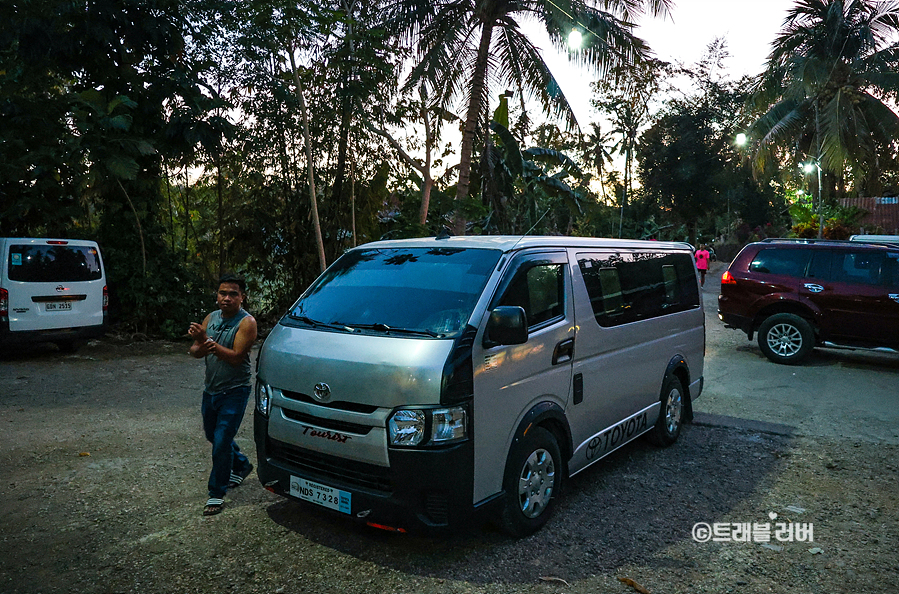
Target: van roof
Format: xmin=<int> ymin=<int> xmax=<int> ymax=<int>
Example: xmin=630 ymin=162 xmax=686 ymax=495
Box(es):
xmin=1 ymin=237 xmax=100 ymax=246
xmin=358 ymin=235 xmax=693 ymax=252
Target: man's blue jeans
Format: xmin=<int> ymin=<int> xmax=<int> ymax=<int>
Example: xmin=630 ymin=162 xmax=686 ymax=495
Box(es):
xmin=201 ymin=385 xmax=252 ymax=499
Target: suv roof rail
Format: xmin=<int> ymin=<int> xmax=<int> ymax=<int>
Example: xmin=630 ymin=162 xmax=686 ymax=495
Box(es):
xmin=759 ymin=238 xmax=899 ymax=248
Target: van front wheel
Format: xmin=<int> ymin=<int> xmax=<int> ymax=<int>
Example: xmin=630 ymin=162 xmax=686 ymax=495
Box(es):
xmin=500 ymin=426 xmax=561 ymax=537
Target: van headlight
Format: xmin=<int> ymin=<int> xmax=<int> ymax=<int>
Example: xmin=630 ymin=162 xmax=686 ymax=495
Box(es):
xmin=256 ymin=381 xmax=273 ymax=417
xmin=388 ymin=406 xmax=468 ymax=447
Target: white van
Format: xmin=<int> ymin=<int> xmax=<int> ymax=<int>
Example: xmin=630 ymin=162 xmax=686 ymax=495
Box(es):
xmin=254 ymin=236 xmax=704 ymax=535
xmin=0 ymin=238 xmax=107 ymax=351
xmin=850 ymin=234 xmax=899 ymax=245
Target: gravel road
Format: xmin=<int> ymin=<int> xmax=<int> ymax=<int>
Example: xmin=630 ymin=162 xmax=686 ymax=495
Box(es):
xmin=2 ymin=264 xmax=897 ymax=594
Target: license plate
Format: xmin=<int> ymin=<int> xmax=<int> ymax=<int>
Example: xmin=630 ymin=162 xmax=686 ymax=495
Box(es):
xmin=289 ymin=476 xmax=351 ymax=514
xmin=45 ymin=302 xmax=72 ymax=311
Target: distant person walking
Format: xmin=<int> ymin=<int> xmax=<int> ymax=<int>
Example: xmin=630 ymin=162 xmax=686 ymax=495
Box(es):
xmin=695 ymin=244 xmax=711 ymax=287
xmin=188 ymin=274 xmax=258 ymax=516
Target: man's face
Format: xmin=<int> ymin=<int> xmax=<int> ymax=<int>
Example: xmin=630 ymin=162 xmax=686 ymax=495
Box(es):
xmin=216 ymin=282 xmax=244 ymax=316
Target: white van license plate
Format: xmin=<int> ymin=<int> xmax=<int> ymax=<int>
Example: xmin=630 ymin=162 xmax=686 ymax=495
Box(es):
xmin=45 ymin=302 xmax=72 ymax=311
xmin=289 ymin=476 xmax=351 ymax=514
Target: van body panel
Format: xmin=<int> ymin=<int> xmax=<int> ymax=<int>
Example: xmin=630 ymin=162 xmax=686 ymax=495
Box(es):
xmin=262 ymin=324 xmax=453 ymax=409
xmin=471 ymin=250 xmax=574 ymax=503
xmin=254 ymin=236 xmax=704 ymax=532
xmin=0 ymin=238 xmax=106 ymax=344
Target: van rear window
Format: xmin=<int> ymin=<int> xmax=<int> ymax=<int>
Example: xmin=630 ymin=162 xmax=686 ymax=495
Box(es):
xmin=8 ymin=245 xmax=103 ymax=282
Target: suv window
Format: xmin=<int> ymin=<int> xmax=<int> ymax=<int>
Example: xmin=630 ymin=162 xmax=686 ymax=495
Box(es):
xmin=833 ymin=251 xmax=885 ymax=286
xmin=499 ymin=263 xmax=565 ymax=328
xmin=749 ymin=248 xmax=811 ymax=277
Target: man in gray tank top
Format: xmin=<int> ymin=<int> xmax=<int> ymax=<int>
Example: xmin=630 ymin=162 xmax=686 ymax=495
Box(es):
xmin=188 ymin=274 xmax=258 ymax=516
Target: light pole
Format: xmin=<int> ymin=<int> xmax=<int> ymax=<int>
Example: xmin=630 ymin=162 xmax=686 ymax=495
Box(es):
xmin=803 ymin=161 xmax=824 ymax=238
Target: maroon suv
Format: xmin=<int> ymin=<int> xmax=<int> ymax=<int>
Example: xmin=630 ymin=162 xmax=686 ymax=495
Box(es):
xmin=718 ymin=239 xmax=899 ymax=364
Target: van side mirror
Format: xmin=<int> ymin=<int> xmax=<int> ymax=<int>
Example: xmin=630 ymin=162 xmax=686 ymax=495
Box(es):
xmin=484 ymin=306 xmax=528 ymax=347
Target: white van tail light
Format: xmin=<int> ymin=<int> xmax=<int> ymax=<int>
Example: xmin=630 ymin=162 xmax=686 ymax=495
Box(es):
xmin=45 ymin=240 xmax=69 ymax=245
xmin=103 ymin=286 xmax=108 ymax=312
xmin=0 ymin=288 xmax=8 ymax=317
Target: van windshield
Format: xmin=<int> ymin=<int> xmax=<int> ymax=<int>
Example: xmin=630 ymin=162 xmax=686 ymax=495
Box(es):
xmin=8 ymin=244 xmax=103 ymax=282
xmin=287 ymin=247 xmax=502 ymax=338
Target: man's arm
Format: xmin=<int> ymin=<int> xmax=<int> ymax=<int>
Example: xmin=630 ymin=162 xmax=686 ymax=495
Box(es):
xmin=188 ymin=314 xmax=213 ymax=358
xmin=208 ymin=315 xmax=258 ymax=366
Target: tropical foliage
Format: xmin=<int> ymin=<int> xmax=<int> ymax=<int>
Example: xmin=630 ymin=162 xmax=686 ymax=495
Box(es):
xmin=1 ymin=0 xmax=897 ymax=336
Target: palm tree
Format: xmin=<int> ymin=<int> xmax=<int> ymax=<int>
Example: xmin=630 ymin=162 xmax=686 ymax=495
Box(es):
xmin=747 ymin=0 xmax=899 ymax=199
xmin=387 ymin=0 xmax=672 ymax=234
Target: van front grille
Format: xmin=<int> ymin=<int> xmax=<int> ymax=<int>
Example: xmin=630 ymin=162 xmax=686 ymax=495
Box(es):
xmin=280 ymin=408 xmax=373 ymax=435
xmin=281 ymin=390 xmax=378 ymax=413
xmin=268 ymin=439 xmax=392 ymax=493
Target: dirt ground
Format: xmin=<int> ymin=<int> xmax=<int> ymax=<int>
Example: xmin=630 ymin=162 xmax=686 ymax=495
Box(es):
xmin=2 ymin=290 xmax=898 ymax=593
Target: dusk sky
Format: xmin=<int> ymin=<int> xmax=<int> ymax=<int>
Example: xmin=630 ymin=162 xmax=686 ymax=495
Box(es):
xmin=531 ymin=0 xmax=796 ymax=125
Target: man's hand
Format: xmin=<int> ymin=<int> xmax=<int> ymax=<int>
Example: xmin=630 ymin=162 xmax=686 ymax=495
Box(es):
xmin=188 ymin=322 xmax=207 ymax=342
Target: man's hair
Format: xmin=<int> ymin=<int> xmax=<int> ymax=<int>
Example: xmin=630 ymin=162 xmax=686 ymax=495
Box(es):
xmin=218 ymin=273 xmax=246 ymax=293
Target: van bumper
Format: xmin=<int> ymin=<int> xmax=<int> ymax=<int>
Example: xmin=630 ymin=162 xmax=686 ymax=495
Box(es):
xmin=0 ymin=323 xmax=106 ymax=346
xmin=254 ymin=410 xmax=497 ymax=533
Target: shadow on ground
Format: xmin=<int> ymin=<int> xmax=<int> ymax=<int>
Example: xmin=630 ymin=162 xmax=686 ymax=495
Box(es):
xmin=266 ymin=423 xmax=792 ymax=584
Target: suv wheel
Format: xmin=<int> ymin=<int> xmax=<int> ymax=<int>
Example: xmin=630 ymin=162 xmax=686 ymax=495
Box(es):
xmin=757 ymin=313 xmax=814 ymax=365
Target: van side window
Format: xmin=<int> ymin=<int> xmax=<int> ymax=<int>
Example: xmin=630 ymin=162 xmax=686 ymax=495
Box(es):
xmin=578 ymin=252 xmax=699 ymax=327
xmin=499 ymin=264 xmax=564 ymax=328
xmin=749 ymin=248 xmax=811 ymax=277
xmin=834 ymin=251 xmax=884 ymax=286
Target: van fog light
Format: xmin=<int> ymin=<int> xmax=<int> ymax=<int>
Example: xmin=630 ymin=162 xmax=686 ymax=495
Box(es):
xmin=388 ymin=410 xmax=426 ymax=446
xmin=430 ymin=407 xmax=467 ymax=444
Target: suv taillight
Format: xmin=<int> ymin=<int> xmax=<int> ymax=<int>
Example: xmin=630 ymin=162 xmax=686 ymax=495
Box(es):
xmin=721 ymin=271 xmax=737 ymax=285
xmin=0 ymin=288 xmax=7 ymax=317
xmin=103 ymin=286 xmax=108 ymax=312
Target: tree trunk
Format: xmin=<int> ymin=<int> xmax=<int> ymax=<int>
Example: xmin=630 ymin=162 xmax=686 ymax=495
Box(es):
xmin=452 ymin=22 xmax=494 ymax=235
xmin=288 ymin=50 xmax=327 ymax=273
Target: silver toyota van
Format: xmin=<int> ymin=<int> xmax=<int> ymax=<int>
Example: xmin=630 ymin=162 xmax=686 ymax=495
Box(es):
xmin=0 ymin=237 xmax=107 ymax=351
xmin=254 ymin=236 xmax=704 ymax=535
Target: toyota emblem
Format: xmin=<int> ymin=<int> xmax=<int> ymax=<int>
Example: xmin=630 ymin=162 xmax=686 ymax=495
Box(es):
xmin=313 ymin=382 xmax=331 ymax=402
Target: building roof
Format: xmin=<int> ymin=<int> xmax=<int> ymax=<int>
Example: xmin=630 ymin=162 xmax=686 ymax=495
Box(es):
xmin=839 ymin=197 xmax=899 ymax=234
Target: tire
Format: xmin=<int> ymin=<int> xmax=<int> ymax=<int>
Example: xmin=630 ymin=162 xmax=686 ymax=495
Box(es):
xmin=647 ymin=376 xmax=685 ymax=447
xmin=757 ymin=313 xmax=814 ymax=365
xmin=500 ymin=426 xmax=562 ymax=537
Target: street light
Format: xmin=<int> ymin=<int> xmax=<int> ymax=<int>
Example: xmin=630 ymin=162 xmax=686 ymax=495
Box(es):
xmin=801 ymin=160 xmax=825 ymax=238
xmin=568 ymin=29 xmax=583 ymax=50
xmin=735 ymin=133 xmax=748 ymax=146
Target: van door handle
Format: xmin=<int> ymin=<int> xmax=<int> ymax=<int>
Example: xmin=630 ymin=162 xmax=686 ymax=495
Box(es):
xmin=552 ymin=338 xmax=574 ymax=365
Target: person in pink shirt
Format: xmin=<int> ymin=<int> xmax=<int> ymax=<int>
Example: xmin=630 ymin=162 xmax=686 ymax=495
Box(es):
xmin=695 ymin=244 xmax=711 ymax=287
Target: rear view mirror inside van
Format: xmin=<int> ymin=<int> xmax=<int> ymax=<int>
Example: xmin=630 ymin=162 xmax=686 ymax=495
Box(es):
xmin=484 ymin=306 xmax=528 ymax=346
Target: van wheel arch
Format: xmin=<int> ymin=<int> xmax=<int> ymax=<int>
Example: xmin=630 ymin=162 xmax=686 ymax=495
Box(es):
xmin=664 ymin=356 xmax=693 ymax=423
xmin=510 ymin=402 xmax=572 ymax=472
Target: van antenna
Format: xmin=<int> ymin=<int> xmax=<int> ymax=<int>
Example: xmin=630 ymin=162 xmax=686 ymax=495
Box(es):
xmin=510 ymin=207 xmax=552 ymax=251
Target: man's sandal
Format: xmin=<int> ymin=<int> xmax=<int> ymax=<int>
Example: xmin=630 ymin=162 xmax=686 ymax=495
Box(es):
xmin=203 ymin=498 xmax=225 ymax=516
xmin=228 ymin=463 xmax=254 ymax=489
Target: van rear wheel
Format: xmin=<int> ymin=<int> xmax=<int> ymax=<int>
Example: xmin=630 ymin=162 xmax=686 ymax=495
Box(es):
xmin=500 ymin=426 xmax=561 ymax=537
xmin=647 ymin=376 xmax=685 ymax=447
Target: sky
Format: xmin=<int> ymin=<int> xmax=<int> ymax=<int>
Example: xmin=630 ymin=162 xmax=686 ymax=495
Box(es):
xmin=532 ymin=0 xmax=797 ymax=126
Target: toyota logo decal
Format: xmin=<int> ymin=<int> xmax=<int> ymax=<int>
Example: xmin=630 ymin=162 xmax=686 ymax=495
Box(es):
xmin=313 ymin=382 xmax=331 ymax=402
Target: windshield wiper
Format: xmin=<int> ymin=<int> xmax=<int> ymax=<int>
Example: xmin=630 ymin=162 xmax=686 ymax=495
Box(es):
xmin=288 ymin=315 xmax=354 ymax=333
xmin=338 ymin=322 xmax=443 ymax=338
